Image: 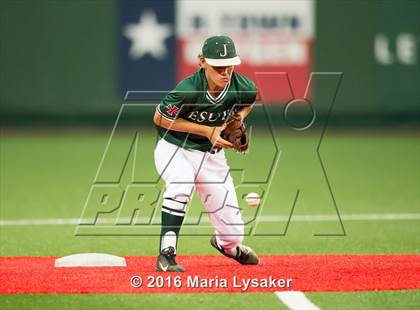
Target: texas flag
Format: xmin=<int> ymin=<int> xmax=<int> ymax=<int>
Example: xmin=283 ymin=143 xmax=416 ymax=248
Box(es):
xmin=118 ymin=0 xmax=314 ymax=102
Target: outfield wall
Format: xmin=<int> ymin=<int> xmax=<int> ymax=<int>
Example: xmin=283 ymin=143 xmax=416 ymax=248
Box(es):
xmin=0 ymin=0 xmax=418 ymax=124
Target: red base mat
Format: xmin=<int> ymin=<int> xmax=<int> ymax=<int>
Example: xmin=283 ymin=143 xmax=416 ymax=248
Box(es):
xmin=1 ymin=255 xmax=419 ymax=294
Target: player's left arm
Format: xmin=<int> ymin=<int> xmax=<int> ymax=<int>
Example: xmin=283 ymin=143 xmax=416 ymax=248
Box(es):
xmin=236 ymin=105 xmax=253 ymax=121
xmin=236 ymin=78 xmax=257 ymax=122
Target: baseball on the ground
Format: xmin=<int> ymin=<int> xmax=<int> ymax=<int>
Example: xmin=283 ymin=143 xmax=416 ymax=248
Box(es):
xmin=244 ymin=192 xmax=260 ymax=206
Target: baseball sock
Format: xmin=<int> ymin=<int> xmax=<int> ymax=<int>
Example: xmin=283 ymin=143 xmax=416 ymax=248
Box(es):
xmin=225 ymin=247 xmax=238 ymax=257
xmin=215 ymin=237 xmax=238 ymax=257
xmin=160 ymin=208 xmax=185 ymax=254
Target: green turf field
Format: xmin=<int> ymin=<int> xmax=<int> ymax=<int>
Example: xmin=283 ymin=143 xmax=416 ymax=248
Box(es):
xmin=1 ymin=129 xmax=419 ymax=309
xmin=1 ymin=290 xmax=419 ymax=310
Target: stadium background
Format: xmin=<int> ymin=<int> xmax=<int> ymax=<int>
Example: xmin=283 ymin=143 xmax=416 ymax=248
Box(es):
xmin=1 ymin=0 xmax=419 ymax=309
xmin=1 ymin=0 xmax=418 ymax=123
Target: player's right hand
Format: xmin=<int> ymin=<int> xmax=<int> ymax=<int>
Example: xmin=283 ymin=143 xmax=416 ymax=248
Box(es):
xmin=207 ymin=125 xmax=233 ymax=149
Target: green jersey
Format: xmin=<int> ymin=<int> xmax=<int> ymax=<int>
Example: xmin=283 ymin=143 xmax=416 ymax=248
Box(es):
xmin=156 ymin=69 xmax=257 ymax=152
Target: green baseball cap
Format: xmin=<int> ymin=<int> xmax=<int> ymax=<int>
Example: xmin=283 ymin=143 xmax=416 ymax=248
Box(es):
xmin=202 ymin=35 xmax=241 ymax=67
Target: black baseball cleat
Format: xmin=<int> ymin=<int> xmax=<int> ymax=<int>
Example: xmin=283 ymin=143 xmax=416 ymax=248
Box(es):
xmin=156 ymin=246 xmax=185 ymax=272
xmin=210 ymin=235 xmax=259 ymax=265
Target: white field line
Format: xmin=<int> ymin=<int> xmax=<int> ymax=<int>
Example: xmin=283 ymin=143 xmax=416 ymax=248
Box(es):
xmin=275 ymin=291 xmax=320 ymax=310
xmin=0 ymin=213 xmax=419 ymax=226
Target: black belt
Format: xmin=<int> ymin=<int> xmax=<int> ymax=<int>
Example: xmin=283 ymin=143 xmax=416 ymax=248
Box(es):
xmin=208 ymin=147 xmax=222 ymax=154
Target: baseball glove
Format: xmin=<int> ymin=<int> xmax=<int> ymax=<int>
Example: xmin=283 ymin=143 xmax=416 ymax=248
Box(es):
xmin=221 ymin=114 xmax=249 ymax=152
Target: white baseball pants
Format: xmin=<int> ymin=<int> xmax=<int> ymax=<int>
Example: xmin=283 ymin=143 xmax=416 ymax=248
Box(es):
xmin=154 ymin=138 xmax=244 ymax=250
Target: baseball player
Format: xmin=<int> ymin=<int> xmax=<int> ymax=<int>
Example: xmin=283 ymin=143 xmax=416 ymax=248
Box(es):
xmin=154 ymin=35 xmax=259 ymax=272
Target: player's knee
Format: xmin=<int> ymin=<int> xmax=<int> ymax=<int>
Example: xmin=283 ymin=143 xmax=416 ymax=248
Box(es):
xmin=167 ymin=193 xmax=191 ymax=203
xmin=162 ymin=191 xmax=193 ymax=214
xmin=164 ymin=181 xmax=194 ymax=203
